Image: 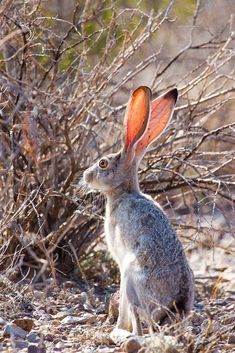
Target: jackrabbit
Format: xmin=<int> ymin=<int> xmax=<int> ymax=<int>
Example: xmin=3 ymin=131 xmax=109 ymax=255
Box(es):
xmin=83 ymin=86 xmax=194 ymax=339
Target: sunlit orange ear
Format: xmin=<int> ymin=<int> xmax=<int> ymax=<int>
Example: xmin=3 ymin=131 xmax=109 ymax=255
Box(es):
xmin=136 ymin=88 xmax=178 ymax=157
xmin=123 ymin=86 xmax=151 ymax=152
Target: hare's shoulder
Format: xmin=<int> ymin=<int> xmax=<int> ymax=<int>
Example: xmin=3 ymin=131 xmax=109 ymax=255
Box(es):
xmin=106 ymin=192 xmax=178 ymax=243
xmin=117 ymin=192 xmax=166 ymax=221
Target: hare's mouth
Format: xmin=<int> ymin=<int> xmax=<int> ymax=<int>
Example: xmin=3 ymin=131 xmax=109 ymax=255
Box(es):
xmin=83 ymin=170 xmax=101 ymax=191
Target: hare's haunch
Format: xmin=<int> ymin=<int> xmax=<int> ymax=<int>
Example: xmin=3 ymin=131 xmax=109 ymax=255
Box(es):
xmin=84 ymin=87 xmax=194 ymax=338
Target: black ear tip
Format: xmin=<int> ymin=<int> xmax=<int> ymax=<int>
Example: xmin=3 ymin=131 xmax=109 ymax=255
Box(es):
xmin=169 ymin=88 xmax=178 ymax=102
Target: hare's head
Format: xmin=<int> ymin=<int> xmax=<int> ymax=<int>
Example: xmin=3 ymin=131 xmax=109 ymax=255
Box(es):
xmin=83 ymin=86 xmax=178 ymax=195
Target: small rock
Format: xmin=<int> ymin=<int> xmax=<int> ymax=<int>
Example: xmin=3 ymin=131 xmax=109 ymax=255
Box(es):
xmin=44 ymin=333 xmax=54 ymax=341
xmin=34 ymin=310 xmax=46 ymax=319
xmin=50 ymin=329 xmax=61 ymax=336
xmin=28 ymin=344 xmax=46 ymax=353
xmin=38 ymin=314 xmax=52 ymax=321
xmin=60 ymin=306 xmax=71 ymax=312
xmin=107 ymin=292 xmax=119 ymax=324
xmin=34 ymin=309 xmax=52 ymax=321
xmin=62 ymin=281 xmax=77 ymax=288
xmin=61 ymin=316 xmax=80 ymax=325
xmin=228 ymin=334 xmax=235 ymax=344
xmin=53 ymin=338 xmax=62 ymax=344
xmin=4 ymin=323 xmax=27 ymax=339
xmin=97 ymin=348 xmax=117 ymax=353
xmin=82 ymin=313 xmax=96 ymax=324
xmin=55 ymin=341 xmax=65 ymax=349
xmin=54 ymin=311 xmax=69 ymax=319
xmin=226 ymin=304 xmax=235 ymax=311
xmin=27 ymin=332 xmax=40 ymax=343
xmin=83 ymin=302 xmax=94 ymax=311
xmin=51 ymin=320 xmax=61 ymax=326
xmin=222 ymin=315 xmax=235 ymax=325
xmin=80 ymin=292 xmax=89 ymax=301
xmin=191 ymin=326 xmax=201 ymax=335
xmin=15 ymin=340 xmax=29 ymax=349
xmin=216 ymin=300 xmax=227 ymax=306
xmin=194 ymin=302 xmax=204 ymax=311
xmin=145 ymin=334 xmax=180 ymax=353
xmin=0 ymin=317 xmax=6 ymax=326
xmin=13 ymin=318 xmax=34 ymax=332
xmin=97 ymin=314 xmax=107 ymax=322
xmin=110 ymin=328 xmax=133 ymax=345
xmin=61 ymin=313 xmax=96 ymax=325
xmin=122 ymin=337 xmax=142 ymax=353
xmin=191 ymin=312 xmax=204 ymax=326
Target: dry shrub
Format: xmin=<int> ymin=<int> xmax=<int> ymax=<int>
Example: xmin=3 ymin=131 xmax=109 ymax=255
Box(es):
xmin=0 ymin=0 xmax=234 ymax=283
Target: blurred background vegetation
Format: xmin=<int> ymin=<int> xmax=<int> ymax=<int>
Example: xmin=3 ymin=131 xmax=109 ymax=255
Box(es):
xmin=0 ymin=0 xmax=234 ymax=286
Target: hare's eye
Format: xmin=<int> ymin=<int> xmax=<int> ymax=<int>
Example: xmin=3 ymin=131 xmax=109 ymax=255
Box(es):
xmin=99 ymin=158 xmax=108 ymax=169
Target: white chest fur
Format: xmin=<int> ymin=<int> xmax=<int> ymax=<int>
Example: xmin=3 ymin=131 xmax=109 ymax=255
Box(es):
xmin=104 ymin=203 xmax=137 ymax=273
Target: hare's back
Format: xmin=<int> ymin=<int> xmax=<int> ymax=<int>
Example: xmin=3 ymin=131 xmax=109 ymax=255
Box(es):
xmin=115 ymin=193 xmax=186 ymax=266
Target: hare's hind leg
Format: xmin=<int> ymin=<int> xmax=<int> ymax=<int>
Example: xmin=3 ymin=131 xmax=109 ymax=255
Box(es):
xmin=130 ymin=305 xmax=142 ymax=336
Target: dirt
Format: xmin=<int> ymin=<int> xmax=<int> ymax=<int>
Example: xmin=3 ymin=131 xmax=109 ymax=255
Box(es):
xmin=0 ymin=242 xmax=234 ymax=353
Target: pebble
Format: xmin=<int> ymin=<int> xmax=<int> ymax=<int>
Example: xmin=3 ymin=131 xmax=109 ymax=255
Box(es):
xmin=53 ymin=338 xmax=62 ymax=344
xmin=51 ymin=320 xmax=61 ymax=326
xmin=27 ymin=332 xmax=40 ymax=343
xmin=226 ymin=304 xmax=235 ymax=311
xmin=28 ymin=344 xmax=46 ymax=353
xmin=34 ymin=310 xmax=52 ymax=321
xmin=54 ymin=311 xmax=71 ymax=319
xmin=60 ymin=306 xmax=71 ymax=311
xmin=80 ymin=292 xmax=89 ymax=301
xmin=0 ymin=317 xmax=6 ymax=326
xmin=191 ymin=312 xmax=204 ymax=326
xmin=145 ymin=334 xmax=180 ymax=353
xmin=44 ymin=333 xmax=54 ymax=341
xmin=216 ymin=300 xmax=227 ymax=306
xmin=222 ymin=315 xmax=235 ymax=325
xmin=107 ymin=292 xmax=119 ymax=324
xmin=34 ymin=309 xmax=46 ymax=316
xmin=15 ymin=340 xmax=29 ymax=349
xmin=62 ymin=281 xmax=77 ymax=288
xmin=4 ymin=323 xmax=27 ymax=339
xmin=61 ymin=313 xmax=96 ymax=325
xmin=194 ymin=302 xmax=204 ymax=311
xmin=228 ymin=334 xmax=235 ymax=344
xmin=54 ymin=341 xmax=65 ymax=349
xmin=122 ymin=337 xmax=142 ymax=353
xmin=13 ymin=318 xmax=34 ymax=332
xmin=61 ymin=315 xmax=80 ymax=324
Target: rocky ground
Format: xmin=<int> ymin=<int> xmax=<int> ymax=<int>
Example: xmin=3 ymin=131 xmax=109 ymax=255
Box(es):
xmin=0 ymin=238 xmax=235 ymax=353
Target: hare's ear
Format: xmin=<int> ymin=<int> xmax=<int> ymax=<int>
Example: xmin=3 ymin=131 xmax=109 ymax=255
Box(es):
xmin=123 ymin=86 xmax=151 ymax=157
xmin=136 ymin=89 xmax=178 ymax=159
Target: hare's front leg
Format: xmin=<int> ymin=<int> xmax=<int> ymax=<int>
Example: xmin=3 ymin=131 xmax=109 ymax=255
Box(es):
xmin=110 ymin=274 xmax=133 ymax=343
xmin=117 ymin=274 xmax=132 ymax=330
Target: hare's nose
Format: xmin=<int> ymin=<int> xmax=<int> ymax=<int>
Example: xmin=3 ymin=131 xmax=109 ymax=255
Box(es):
xmin=83 ymin=170 xmax=93 ymax=184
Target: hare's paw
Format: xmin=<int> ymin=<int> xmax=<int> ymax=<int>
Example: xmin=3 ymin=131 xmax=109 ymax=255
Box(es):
xmin=110 ymin=327 xmax=133 ymax=344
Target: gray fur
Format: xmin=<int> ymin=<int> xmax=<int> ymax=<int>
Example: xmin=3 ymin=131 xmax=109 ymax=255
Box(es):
xmin=83 ymin=88 xmax=194 ymax=337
